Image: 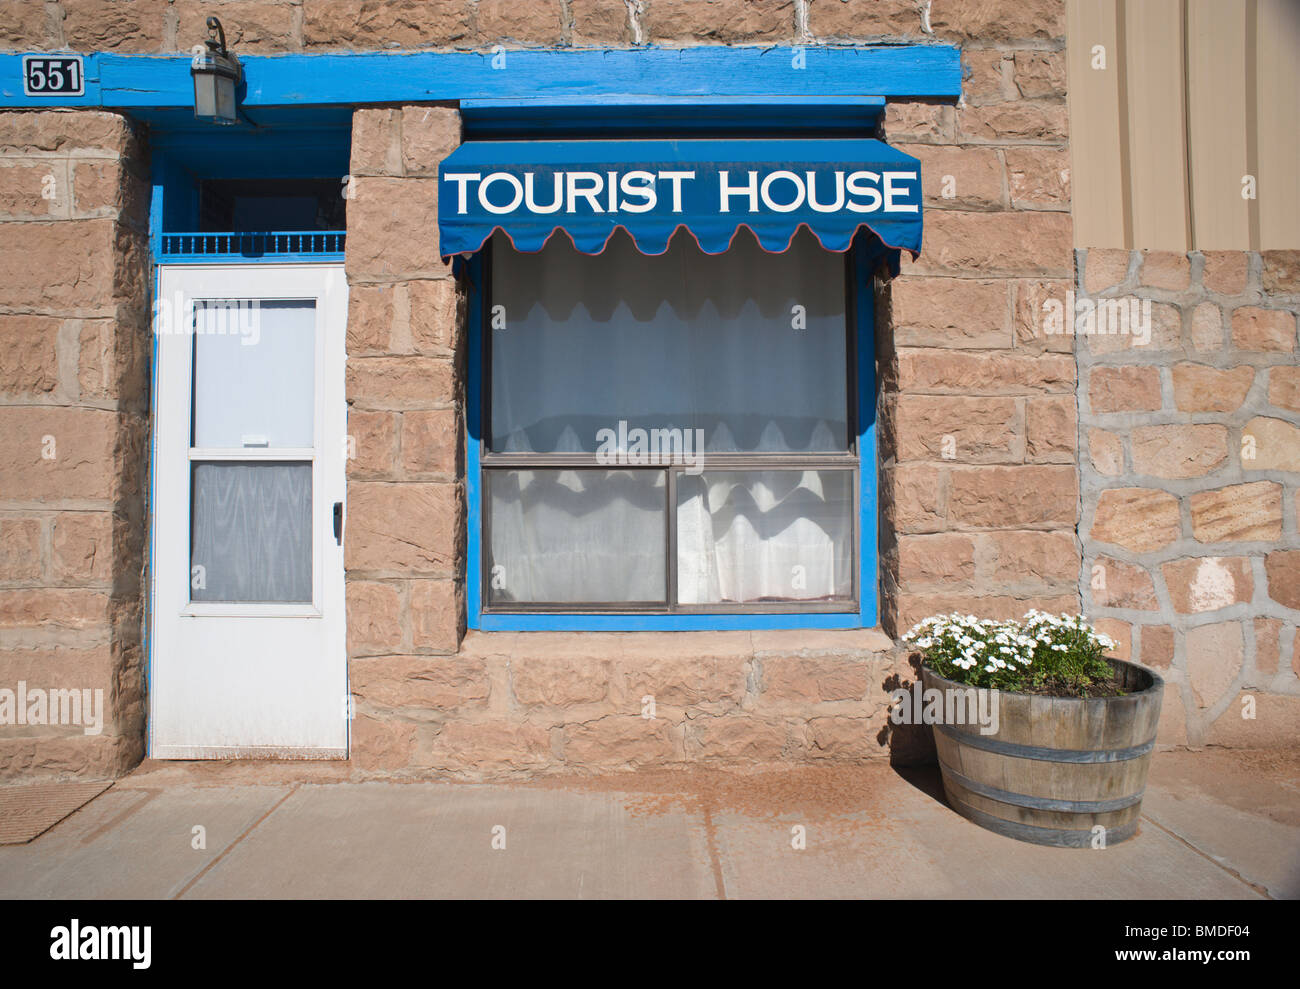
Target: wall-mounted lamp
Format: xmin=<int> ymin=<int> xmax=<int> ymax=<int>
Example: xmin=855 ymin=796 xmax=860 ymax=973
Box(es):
xmin=190 ymin=17 xmax=241 ymax=125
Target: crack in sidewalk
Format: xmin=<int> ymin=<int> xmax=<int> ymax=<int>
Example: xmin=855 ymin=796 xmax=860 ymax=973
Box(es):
xmin=1140 ymin=812 xmax=1274 ymax=899
xmin=172 ymin=784 xmax=300 ymax=900
xmin=701 ymin=805 xmax=727 ymax=900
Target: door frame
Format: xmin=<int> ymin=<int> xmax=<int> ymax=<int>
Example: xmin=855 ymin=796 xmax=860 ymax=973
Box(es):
xmin=147 ymin=262 xmax=350 ymax=759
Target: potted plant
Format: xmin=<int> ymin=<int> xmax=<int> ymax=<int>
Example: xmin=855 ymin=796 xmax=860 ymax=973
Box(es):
xmin=901 ymin=611 xmax=1163 ymax=848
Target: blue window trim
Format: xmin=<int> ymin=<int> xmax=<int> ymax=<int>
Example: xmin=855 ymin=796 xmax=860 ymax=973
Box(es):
xmin=465 ymin=235 xmax=882 ymax=633
xmin=1 ymin=46 xmax=960 ymax=111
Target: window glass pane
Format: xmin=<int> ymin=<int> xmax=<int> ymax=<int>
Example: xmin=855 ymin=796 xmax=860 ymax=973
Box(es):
xmin=677 ymin=469 xmax=854 ymax=605
xmin=490 ymin=228 xmax=847 ymax=455
xmin=191 ymin=462 xmax=312 ymax=603
xmin=199 ymin=178 xmax=347 ymax=232
xmin=192 ymin=300 xmax=315 ymax=449
xmin=488 ymin=469 xmax=666 ymax=604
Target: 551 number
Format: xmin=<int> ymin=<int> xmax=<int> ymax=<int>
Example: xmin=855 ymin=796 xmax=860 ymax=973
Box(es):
xmin=23 ymin=55 xmax=85 ymax=97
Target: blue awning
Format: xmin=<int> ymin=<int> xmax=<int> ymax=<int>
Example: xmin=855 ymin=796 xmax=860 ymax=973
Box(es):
xmin=437 ymin=139 xmax=922 ymax=260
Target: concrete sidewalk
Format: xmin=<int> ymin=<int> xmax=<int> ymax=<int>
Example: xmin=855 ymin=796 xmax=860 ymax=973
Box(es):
xmin=1 ymin=749 xmax=1296 ymax=899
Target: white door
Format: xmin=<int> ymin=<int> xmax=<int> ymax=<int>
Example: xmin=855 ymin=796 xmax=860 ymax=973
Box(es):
xmin=151 ymin=264 xmax=348 ymax=758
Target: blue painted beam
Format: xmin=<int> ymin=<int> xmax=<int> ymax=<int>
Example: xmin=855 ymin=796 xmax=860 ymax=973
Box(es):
xmin=459 ymin=95 xmax=889 ymax=109
xmin=0 ymin=45 xmax=961 ymax=110
xmin=460 ymin=95 xmax=889 ymax=136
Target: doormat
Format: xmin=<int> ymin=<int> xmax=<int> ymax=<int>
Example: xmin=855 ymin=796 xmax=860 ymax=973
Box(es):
xmin=0 ymin=781 xmax=113 ymax=844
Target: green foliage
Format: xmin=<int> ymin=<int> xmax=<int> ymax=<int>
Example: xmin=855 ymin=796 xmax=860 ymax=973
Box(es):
xmin=903 ymin=610 xmax=1119 ymax=696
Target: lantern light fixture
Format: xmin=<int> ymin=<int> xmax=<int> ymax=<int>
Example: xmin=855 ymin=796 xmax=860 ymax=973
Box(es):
xmin=190 ymin=17 xmax=241 ymax=125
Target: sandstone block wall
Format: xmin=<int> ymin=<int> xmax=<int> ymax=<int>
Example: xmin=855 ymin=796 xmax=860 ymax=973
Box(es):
xmin=0 ymin=110 xmax=151 ymax=779
xmin=877 ymin=1 xmax=1081 ymax=637
xmin=11 ymin=0 xmax=1284 ymax=780
xmin=334 ymin=1 xmax=1085 ymax=772
xmin=350 ymin=629 xmax=929 ymax=778
xmin=1 ymin=0 xmax=1093 ymax=778
xmin=1078 ymin=248 xmax=1300 ymax=749
xmin=343 ymin=106 xmax=469 ymax=763
xmin=0 ymin=0 xmax=1070 ymax=54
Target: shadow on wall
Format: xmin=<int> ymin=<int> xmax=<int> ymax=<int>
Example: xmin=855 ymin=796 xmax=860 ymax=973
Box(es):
xmin=877 ymin=652 xmax=939 ymax=767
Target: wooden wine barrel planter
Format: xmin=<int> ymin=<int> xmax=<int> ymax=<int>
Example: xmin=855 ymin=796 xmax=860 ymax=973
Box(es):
xmin=920 ymin=659 xmax=1163 ymax=848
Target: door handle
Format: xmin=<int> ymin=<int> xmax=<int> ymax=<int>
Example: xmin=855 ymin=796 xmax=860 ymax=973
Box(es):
xmin=333 ymin=502 xmax=343 ymax=545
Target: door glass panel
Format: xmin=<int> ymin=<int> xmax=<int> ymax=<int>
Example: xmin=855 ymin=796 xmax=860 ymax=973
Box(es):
xmin=192 ymin=300 xmax=316 ymax=449
xmin=677 ymin=469 xmax=854 ymax=605
xmin=190 ymin=462 xmax=312 ymax=603
xmin=487 ymin=469 xmax=666 ymax=604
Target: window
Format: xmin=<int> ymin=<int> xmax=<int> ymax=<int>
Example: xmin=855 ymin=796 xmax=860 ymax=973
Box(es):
xmin=479 ymin=226 xmax=861 ymax=614
xmin=198 ymin=178 xmax=346 ymax=232
xmin=189 ymin=299 xmax=317 ymax=604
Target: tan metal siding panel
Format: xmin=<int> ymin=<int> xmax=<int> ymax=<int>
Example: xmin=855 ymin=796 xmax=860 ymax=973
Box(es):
xmin=1068 ymin=0 xmax=1298 ymax=248
xmin=1123 ymin=0 xmax=1192 ymax=251
xmin=1187 ymin=0 xmax=1251 ymax=249
xmin=1255 ymin=0 xmax=1300 ymax=249
xmin=1067 ymin=0 xmax=1127 ymax=247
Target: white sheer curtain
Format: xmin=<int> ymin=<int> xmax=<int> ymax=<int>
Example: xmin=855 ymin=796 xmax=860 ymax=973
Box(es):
xmin=488 ymin=469 xmax=666 ymax=603
xmin=191 ymin=462 xmax=312 ymax=602
xmin=677 ymin=470 xmax=853 ymax=604
xmin=490 ymin=228 xmax=847 ymax=454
